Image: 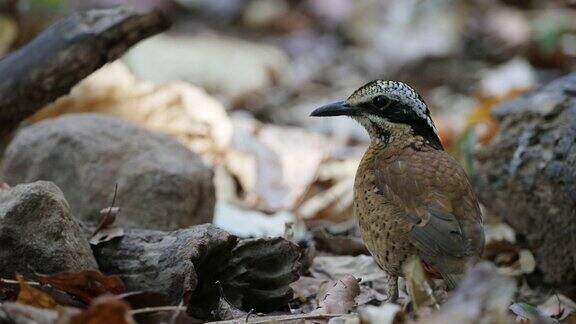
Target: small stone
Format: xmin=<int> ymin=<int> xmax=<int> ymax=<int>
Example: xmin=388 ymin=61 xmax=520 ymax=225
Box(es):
xmin=0 ymin=181 xmax=98 ymax=278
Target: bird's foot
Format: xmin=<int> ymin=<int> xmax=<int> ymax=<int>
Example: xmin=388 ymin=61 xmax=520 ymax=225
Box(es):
xmin=384 ymin=275 xmax=399 ymax=303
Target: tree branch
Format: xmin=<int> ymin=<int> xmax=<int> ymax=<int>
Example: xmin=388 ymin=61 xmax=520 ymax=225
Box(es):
xmin=0 ymin=7 xmax=170 ymax=139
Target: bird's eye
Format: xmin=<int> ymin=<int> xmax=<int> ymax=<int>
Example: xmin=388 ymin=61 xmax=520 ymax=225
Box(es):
xmin=372 ymin=96 xmax=390 ymax=108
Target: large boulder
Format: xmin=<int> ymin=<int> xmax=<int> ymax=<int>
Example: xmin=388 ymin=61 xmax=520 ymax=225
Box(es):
xmin=1 ymin=114 xmax=215 ymax=230
xmin=473 ymin=73 xmax=576 ymax=292
xmin=0 ymin=181 xmax=98 ymax=278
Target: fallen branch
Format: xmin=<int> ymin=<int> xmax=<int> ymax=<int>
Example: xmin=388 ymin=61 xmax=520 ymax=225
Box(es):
xmin=0 ymin=7 xmax=170 ymax=140
xmin=129 ymin=305 xmax=187 ymax=315
xmin=92 ymin=225 xmax=302 ymax=321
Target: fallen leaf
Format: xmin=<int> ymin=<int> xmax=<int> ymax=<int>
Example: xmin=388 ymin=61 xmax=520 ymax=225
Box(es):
xmin=37 ymin=271 xmax=126 ymax=304
xmin=509 ymin=302 xmax=554 ymax=324
xmin=226 ymin=116 xmax=328 ymax=212
xmin=16 ymin=274 xmax=58 ymax=310
xmin=213 ymin=201 xmax=297 ymax=238
xmin=310 ymin=255 xmax=395 ymax=300
xmin=71 ymin=295 xmax=135 ymax=324
xmin=0 ymin=302 xmax=62 ymax=323
xmin=313 ymin=274 xmax=360 ymax=315
xmin=90 ymin=227 xmax=125 ymax=245
xmin=92 ymin=207 xmax=120 ymax=236
xmin=484 ymin=222 xmax=516 ymax=244
xmin=355 ymin=285 xmax=389 ymax=307
xmin=290 ymin=276 xmax=327 ymax=302
xmin=482 ymin=240 xmax=535 ymax=276
xmin=419 ymin=262 xmax=516 ymax=323
xmin=311 ymin=255 xmax=385 ymax=283
xmin=360 ymin=303 xmax=404 ymax=324
xmin=296 ymin=160 xmax=357 ymax=223
xmin=538 ymin=294 xmax=576 ymax=321
xmin=312 ymin=227 xmax=369 ymax=256
xmin=216 ymin=296 xmax=249 ymax=321
xmin=30 ymin=61 xmax=233 ymax=166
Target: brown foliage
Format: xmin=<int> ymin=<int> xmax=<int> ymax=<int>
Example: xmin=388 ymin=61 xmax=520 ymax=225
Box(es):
xmin=37 ymin=271 xmax=126 ymax=304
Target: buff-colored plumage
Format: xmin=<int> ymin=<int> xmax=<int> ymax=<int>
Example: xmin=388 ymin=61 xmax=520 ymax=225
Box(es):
xmin=311 ymin=80 xmax=484 ymax=301
xmin=355 ymin=136 xmax=483 ymax=299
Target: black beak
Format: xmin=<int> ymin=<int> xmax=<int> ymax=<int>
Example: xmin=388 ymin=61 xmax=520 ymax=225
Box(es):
xmin=310 ymin=101 xmax=357 ymax=117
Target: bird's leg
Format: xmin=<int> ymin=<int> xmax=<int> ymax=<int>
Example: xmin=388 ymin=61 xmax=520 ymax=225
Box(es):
xmin=385 ymin=274 xmax=399 ymax=303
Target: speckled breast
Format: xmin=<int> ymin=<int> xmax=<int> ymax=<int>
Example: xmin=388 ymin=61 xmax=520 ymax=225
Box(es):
xmin=353 ymin=147 xmax=415 ymax=277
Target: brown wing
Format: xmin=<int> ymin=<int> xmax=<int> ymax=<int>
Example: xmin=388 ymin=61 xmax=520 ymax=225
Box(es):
xmin=374 ymin=148 xmax=484 ymax=288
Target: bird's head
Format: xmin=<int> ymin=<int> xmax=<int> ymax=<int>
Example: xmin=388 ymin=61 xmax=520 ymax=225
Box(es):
xmin=311 ymin=80 xmax=442 ymax=149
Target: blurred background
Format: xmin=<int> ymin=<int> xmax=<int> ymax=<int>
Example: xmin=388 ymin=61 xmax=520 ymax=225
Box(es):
xmin=1 ymin=0 xmax=575 ymax=238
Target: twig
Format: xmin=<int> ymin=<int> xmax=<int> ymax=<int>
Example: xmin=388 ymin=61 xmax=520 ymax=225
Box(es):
xmin=129 ymin=306 xmax=187 ymax=315
xmin=92 ymin=183 xmax=119 ymax=236
xmin=245 ymin=309 xmax=254 ymax=322
xmin=169 ymin=300 xmax=184 ymax=324
xmin=0 ymin=278 xmax=40 ymax=286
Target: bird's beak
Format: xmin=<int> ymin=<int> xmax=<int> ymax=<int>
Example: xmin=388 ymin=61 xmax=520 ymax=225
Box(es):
xmin=310 ymin=101 xmax=357 ymax=117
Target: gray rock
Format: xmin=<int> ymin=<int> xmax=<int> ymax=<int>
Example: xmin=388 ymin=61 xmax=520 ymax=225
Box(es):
xmin=1 ymin=114 xmax=215 ymax=230
xmin=0 ymin=181 xmax=98 ymax=278
xmin=473 ymin=73 xmax=576 ymax=291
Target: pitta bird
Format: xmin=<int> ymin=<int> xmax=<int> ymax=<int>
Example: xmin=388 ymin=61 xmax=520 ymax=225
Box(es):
xmin=310 ymin=80 xmax=485 ymax=301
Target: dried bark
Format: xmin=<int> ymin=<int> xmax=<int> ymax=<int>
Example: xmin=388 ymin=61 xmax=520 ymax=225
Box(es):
xmin=0 ymin=7 xmax=170 ymax=140
xmin=91 ymin=225 xmax=302 ymax=321
xmin=474 ymin=73 xmax=576 ymax=292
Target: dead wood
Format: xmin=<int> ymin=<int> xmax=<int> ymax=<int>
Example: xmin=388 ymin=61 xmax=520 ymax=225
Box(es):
xmin=91 ymin=225 xmax=302 ymax=321
xmin=0 ymin=7 xmax=170 ymax=140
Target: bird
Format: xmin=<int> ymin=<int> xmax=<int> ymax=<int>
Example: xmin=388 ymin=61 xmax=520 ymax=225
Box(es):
xmin=310 ymin=80 xmax=485 ymax=302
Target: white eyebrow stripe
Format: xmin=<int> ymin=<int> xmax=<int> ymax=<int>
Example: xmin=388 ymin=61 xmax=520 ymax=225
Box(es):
xmin=376 ymin=81 xmax=439 ymax=136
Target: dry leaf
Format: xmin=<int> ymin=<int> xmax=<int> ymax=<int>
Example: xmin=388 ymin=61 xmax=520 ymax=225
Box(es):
xmin=290 ymin=276 xmax=327 ymax=303
xmin=312 ymin=227 xmax=368 ymax=256
xmin=30 ymin=62 xmax=232 ymax=166
xmin=509 ymin=302 xmax=554 ymax=324
xmin=313 ymin=274 xmax=360 ymax=315
xmin=93 ymin=207 xmax=120 ymax=235
xmin=419 ymin=262 xmax=515 ymax=324
xmin=296 ymin=160 xmax=357 ymax=223
xmin=91 ymin=201 xmax=124 ymax=245
xmin=0 ymin=302 xmax=62 ymax=323
xmin=538 ymin=294 xmax=576 ymax=321
xmin=482 ymin=240 xmax=535 ymax=276
xmin=484 ymin=222 xmax=516 ymax=244
xmin=360 ymin=303 xmax=403 ymax=324
xmin=213 ymin=201 xmax=297 ymax=238
xmin=37 ymin=271 xmax=126 ymax=304
xmin=310 ymin=255 xmax=396 ymax=301
xmin=226 ymin=117 xmax=328 ymax=212
xmin=71 ymin=295 xmax=135 ymax=324
xmin=90 ymin=227 xmax=125 ymax=245
xmin=216 ymin=296 xmax=248 ymax=321
xmin=16 ymin=274 xmax=58 ymax=310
